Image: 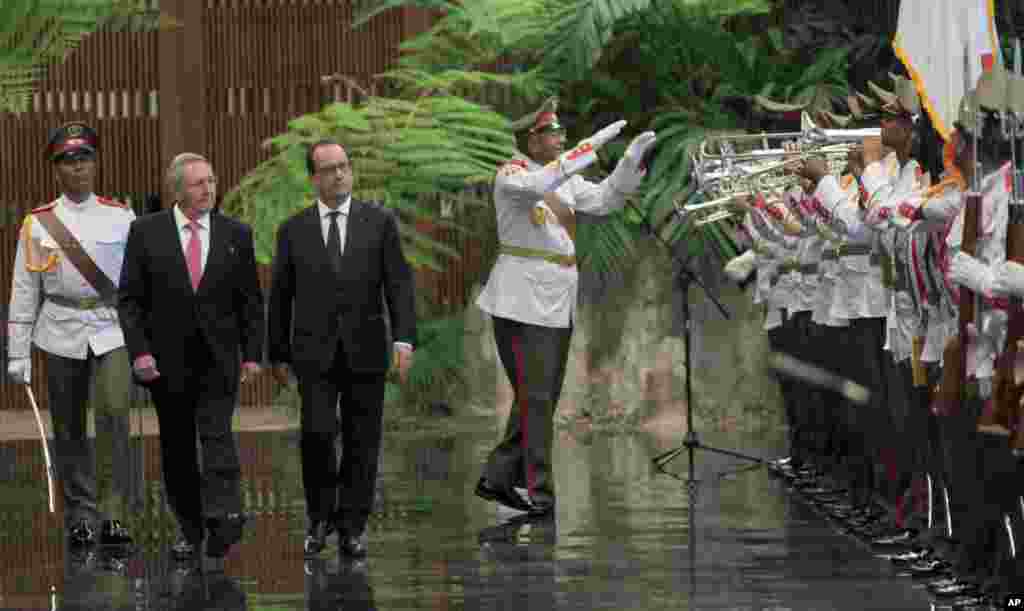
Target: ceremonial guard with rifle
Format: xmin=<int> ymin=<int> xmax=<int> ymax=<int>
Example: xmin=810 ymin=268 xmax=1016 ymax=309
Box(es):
xmin=942 ymin=61 xmax=1024 ymax=599
xmin=5 ymin=122 xmax=135 ymax=552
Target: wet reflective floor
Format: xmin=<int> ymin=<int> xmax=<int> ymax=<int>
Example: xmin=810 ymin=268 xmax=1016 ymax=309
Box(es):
xmin=0 ymin=426 xmax=940 ymax=610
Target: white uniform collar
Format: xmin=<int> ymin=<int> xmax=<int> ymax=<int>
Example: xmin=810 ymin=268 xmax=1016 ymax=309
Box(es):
xmin=173 ymin=204 xmax=210 ymax=231
xmin=61 ymin=193 xmax=97 ymax=210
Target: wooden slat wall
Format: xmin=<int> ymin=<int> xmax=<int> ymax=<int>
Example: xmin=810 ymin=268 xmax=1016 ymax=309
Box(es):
xmin=0 ymin=3 xmax=449 ymax=411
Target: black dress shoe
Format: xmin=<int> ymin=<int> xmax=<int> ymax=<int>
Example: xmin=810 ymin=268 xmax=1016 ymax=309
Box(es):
xmin=949 ymin=594 xmax=993 ymax=609
xmin=475 ymin=479 xmax=532 ymax=512
xmin=878 ymin=548 xmax=930 ymax=564
xmin=97 ymin=519 xmax=134 ymax=555
xmin=205 ymin=513 xmax=247 ymax=558
xmin=171 ymin=537 xmax=198 ymax=561
xmin=907 ymin=558 xmax=951 ymax=576
xmin=931 ymin=581 xmax=979 ymax=597
xmin=926 ymin=577 xmax=960 ymax=589
xmin=68 ymin=519 xmax=96 ymax=548
xmin=871 ymin=528 xmax=918 ymax=547
xmin=304 ymin=521 xmax=334 ymax=556
xmin=528 ymin=501 xmax=554 ymax=517
xmin=339 ymin=533 xmax=368 ymax=558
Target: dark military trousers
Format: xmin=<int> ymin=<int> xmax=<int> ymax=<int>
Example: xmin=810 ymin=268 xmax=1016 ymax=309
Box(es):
xmin=44 ymin=346 xmax=133 ymax=527
xmin=980 ymin=436 xmax=1023 ymax=593
xmin=879 ymin=359 xmax=922 ymax=521
xmin=803 ymin=319 xmax=845 ymax=468
xmin=826 ymin=322 xmax=861 ymax=472
xmin=483 ymin=316 xmax=572 ymax=507
xmin=768 ymin=311 xmax=807 ymax=466
xmin=841 ymin=317 xmax=887 ymax=507
xmin=946 ymin=395 xmax=988 ymax=578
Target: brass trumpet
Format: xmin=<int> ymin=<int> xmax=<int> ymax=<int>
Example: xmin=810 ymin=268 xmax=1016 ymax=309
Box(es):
xmin=691 ymin=112 xmax=880 ymax=200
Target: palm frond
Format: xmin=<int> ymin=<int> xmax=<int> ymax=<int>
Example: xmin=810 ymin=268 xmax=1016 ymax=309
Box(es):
xmin=0 ymin=0 xmax=162 ymax=113
xmin=222 ymin=96 xmax=516 ymax=267
xmin=541 ymin=0 xmax=653 ymax=82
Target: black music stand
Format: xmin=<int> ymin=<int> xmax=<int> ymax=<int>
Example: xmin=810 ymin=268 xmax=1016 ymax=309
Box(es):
xmin=622 ymin=195 xmax=767 ymax=491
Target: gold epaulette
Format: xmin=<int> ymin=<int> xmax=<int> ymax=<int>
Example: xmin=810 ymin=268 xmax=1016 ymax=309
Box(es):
xmin=530 ymin=205 xmax=548 ymax=226
xmin=20 ymin=214 xmax=59 ymax=273
xmin=497 ymin=159 xmax=528 ymax=177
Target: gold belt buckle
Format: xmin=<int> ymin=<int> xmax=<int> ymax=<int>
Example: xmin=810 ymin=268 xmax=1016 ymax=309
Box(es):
xmin=556 ymin=255 xmax=576 ymax=267
xmin=80 ymin=297 xmax=100 ymax=309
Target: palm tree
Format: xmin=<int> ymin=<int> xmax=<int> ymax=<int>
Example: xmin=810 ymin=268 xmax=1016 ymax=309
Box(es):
xmin=0 ymin=1 xmax=161 ymax=114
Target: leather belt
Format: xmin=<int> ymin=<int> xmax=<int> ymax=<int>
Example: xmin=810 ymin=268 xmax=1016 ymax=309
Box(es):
xmin=822 ymin=243 xmax=873 ymax=259
xmin=500 ymin=244 xmax=576 ymax=268
xmin=46 ymin=294 xmax=115 ymax=310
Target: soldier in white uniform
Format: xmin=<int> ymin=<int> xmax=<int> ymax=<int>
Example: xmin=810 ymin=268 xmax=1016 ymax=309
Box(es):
xmin=475 ymin=98 xmax=656 ymax=515
xmin=6 ymin=122 xmax=135 ymax=551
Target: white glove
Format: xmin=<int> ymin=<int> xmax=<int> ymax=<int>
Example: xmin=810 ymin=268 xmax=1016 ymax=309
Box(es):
xmin=948 ymin=251 xmax=995 ymax=295
xmin=609 ymin=131 xmax=657 ymax=194
xmin=990 ymin=260 xmax=1024 ymax=297
xmin=7 ymin=357 xmax=30 ymax=385
xmin=724 ymin=250 xmax=757 ymax=284
xmin=557 ymin=120 xmax=627 ymax=177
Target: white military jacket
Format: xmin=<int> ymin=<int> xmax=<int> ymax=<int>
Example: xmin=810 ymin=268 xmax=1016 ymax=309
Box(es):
xmin=476 ymin=154 xmax=629 ymax=328
xmin=7 ymin=194 xmax=135 ymax=360
xmin=812 ymin=173 xmax=891 ymax=321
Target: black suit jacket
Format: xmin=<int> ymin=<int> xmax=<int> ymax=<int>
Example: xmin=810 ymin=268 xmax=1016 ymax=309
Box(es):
xmin=268 ymin=200 xmax=416 ymax=375
xmin=117 ymin=209 xmax=264 ymax=393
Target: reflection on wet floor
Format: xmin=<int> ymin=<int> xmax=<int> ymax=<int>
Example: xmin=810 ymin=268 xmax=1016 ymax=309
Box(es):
xmin=0 ymin=427 xmax=940 ymax=610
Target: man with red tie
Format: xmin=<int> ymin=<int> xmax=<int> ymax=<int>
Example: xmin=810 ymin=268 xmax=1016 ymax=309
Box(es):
xmin=117 ymin=153 xmax=264 ymax=565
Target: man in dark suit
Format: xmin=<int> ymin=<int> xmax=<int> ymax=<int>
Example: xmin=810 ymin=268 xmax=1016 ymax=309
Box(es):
xmin=117 ymin=152 xmax=264 ymax=563
xmin=268 ymin=139 xmax=416 ymax=558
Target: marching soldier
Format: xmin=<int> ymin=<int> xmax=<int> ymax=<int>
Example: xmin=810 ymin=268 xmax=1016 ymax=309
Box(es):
xmin=474 ymin=98 xmax=656 ymax=515
xmin=6 ymin=122 xmax=135 ymax=551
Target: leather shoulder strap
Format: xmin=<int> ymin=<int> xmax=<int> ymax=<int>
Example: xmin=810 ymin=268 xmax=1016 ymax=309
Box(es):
xmin=34 ymin=209 xmax=117 ymax=299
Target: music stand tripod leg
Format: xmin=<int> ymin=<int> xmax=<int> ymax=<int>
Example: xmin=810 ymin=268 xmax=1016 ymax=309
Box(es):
xmin=649 ymin=213 xmax=767 ymax=478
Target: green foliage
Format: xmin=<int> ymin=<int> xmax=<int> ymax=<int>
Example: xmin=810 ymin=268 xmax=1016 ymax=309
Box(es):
xmin=221 ymin=95 xmax=516 ymax=268
xmin=0 ymin=0 xmax=157 ymax=113
xmin=387 ymin=313 xmax=467 ymax=412
xmin=541 ymin=0 xmax=654 ymax=82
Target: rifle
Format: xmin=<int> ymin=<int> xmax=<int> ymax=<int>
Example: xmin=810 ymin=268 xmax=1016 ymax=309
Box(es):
xmin=1008 ymin=42 xmax=1024 ymax=450
xmin=938 ymin=60 xmax=984 ymax=414
xmin=984 ymin=66 xmax=1021 ymax=438
xmin=938 ymin=187 xmax=981 ymax=413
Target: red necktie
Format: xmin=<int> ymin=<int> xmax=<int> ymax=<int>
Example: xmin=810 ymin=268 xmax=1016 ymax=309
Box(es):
xmin=187 ymin=221 xmax=202 ymax=291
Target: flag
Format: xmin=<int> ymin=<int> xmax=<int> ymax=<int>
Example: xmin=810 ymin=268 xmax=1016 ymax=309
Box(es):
xmin=893 ymin=0 xmax=1002 ymax=141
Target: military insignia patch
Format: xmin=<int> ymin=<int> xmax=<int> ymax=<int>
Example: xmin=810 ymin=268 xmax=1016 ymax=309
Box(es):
xmin=530 ymin=206 xmax=547 ymax=226
xmin=498 ymin=159 xmax=528 ymax=177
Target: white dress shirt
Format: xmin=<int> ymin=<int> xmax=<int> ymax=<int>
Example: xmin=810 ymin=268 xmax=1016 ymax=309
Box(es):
xmin=173 ymin=204 xmax=211 ymax=274
xmin=317 ymin=196 xmax=351 ymax=256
